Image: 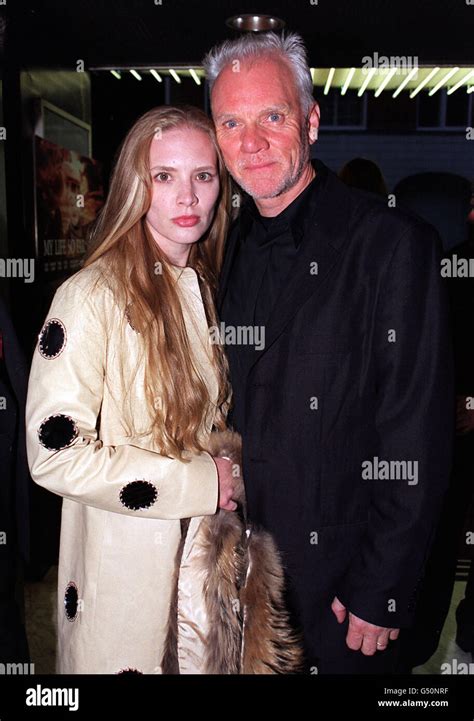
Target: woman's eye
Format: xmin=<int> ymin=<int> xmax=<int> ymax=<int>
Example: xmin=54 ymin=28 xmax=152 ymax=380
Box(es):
xmin=155 ymin=172 xmax=170 ymax=182
xmin=196 ymin=172 xmax=213 ymax=181
xmin=268 ymin=113 xmax=282 ymax=122
xmin=224 ymin=120 xmax=238 ymax=129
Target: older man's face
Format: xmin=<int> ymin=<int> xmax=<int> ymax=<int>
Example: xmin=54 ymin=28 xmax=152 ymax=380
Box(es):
xmin=211 ymin=55 xmax=318 ymax=200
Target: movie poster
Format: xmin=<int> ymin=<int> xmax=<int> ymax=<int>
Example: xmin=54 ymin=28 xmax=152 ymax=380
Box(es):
xmin=34 ymin=136 xmax=104 ymax=281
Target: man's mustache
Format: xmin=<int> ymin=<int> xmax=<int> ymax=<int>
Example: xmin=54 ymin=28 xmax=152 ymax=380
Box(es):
xmin=237 ymin=158 xmax=278 ymax=170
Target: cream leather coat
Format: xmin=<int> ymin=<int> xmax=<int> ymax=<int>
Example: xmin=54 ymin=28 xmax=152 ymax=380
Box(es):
xmin=25 ymin=260 xmax=221 ymax=674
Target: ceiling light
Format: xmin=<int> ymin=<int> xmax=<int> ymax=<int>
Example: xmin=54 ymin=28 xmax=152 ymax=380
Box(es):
xmin=130 ymin=69 xmax=142 ymax=81
xmin=150 ymin=69 xmax=162 ymax=83
xmin=428 ymin=67 xmax=460 ymax=95
xmin=226 ymin=14 xmax=285 ymax=32
xmin=358 ymin=67 xmax=377 ymax=97
xmin=447 ymin=69 xmax=474 ymax=94
xmin=392 ymin=66 xmax=419 ymax=98
xmin=169 ymin=69 xmax=181 ymax=84
xmin=409 ymin=67 xmax=441 ymax=98
xmin=324 ymin=68 xmax=335 ymax=95
xmin=341 ymin=68 xmax=355 ymax=95
xmin=189 ymin=68 xmax=201 ymax=85
xmin=374 ymin=66 xmax=398 ymax=97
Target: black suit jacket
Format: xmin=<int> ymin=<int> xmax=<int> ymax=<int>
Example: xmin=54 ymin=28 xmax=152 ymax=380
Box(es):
xmin=218 ymin=163 xmax=454 ymax=647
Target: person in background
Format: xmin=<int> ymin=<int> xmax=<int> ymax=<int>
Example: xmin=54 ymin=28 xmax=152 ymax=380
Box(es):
xmin=339 ymin=157 xmax=388 ymax=196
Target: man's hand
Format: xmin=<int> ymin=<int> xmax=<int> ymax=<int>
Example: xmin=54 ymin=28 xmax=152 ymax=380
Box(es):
xmin=331 ymin=596 xmax=399 ymax=655
xmin=213 ymin=456 xmax=237 ymax=511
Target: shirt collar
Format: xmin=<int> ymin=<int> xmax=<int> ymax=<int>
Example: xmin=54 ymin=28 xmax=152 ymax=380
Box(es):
xmin=240 ymin=160 xmax=327 ymax=248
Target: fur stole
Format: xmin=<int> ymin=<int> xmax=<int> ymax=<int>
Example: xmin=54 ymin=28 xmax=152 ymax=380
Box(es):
xmin=161 ymin=430 xmax=303 ymax=674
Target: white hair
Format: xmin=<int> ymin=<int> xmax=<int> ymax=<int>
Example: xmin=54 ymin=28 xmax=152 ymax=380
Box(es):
xmin=202 ymin=31 xmax=315 ymax=116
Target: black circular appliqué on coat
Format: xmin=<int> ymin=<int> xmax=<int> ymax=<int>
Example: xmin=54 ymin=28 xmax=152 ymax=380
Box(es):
xmin=119 ymin=480 xmax=158 ymax=510
xmin=38 ymin=318 xmax=66 ymax=359
xmin=38 ymin=414 xmax=78 ymax=451
xmin=64 ymin=582 xmax=79 ymax=621
xmin=117 ymin=668 xmax=143 ymax=674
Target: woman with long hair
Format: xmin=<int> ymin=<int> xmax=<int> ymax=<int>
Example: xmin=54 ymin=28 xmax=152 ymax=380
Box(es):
xmin=25 ymin=105 xmax=236 ymax=674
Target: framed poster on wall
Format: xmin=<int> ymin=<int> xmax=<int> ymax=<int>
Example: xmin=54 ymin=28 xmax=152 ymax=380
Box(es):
xmin=34 ymin=135 xmax=104 ymax=284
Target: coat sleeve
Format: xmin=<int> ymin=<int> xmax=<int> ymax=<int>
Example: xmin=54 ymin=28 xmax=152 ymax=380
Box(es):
xmin=336 ymin=219 xmax=454 ymax=628
xmin=25 ymin=276 xmax=219 ymax=520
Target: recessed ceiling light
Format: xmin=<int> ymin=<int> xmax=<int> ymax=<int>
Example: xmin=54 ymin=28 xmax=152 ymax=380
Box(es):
xmin=226 ymin=14 xmax=285 ymax=32
xmin=169 ymin=69 xmax=181 ymax=84
xmin=392 ymin=66 xmax=419 ymax=98
xmin=341 ymin=67 xmax=355 ymax=95
xmin=374 ymin=66 xmax=398 ymax=97
xmin=150 ymin=69 xmax=162 ymax=83
xmin=409 ymin=67 xmax=440 ymax=98
xmin=189 ymin=68 xmax=201 ymax=85
xmin=428 ymin=67 xmax=460 ymax=96
xmin=447 ymin=69 xmax=474 ymax=95
xmin=324 ymin=67 xmax=335 ymax=95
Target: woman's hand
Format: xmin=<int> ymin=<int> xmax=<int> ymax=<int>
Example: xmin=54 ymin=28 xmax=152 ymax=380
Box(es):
xmin=213 ymin=456 xmax=237 ymax=511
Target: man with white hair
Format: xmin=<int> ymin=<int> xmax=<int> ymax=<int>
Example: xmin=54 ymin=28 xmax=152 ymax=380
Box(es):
xmin=203 ymin=32 xmax=453 ymax=673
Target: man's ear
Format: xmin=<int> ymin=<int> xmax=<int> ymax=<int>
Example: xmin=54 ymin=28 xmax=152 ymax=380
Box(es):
xmin=308 ymin=102 xmax=320 ymax=145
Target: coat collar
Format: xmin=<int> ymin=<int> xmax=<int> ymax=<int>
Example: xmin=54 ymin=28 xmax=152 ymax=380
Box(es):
xmin=217 ymin=160 xmax=355 ymax=369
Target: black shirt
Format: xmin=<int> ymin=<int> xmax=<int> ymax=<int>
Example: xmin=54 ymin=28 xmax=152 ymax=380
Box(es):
xmin=221 ymin=161 xmax=327 ymax=432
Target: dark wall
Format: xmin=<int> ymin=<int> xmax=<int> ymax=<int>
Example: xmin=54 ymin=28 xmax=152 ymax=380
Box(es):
xmin=0 ymin=78 xmax=7 ymax=284
xmin=91 ymin=71 xmax=206 ymax=190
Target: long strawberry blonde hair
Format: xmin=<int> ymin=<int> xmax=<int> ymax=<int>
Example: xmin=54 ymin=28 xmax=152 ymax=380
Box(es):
xmin=84 ymin=105 xmax=231 ymax=459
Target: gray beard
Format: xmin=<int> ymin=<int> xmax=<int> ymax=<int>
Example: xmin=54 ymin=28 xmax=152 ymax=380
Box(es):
xmin=233 ymin=128 xmax=311 ymax=200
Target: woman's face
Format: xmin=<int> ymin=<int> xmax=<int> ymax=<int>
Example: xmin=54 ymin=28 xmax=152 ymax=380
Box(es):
xmin=146 ymin=126 xmax=220 ymax=265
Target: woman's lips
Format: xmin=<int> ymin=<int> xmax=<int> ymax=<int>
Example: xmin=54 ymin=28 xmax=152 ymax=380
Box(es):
xmin=172 ymin=215 xmax=200 ymax=227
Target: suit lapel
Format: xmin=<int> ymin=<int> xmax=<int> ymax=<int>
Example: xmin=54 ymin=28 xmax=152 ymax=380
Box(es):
xmin=246 ymin=167 xmax=354 ymax=370
xmin=217 ymin=204 xmax=252 ymax=312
